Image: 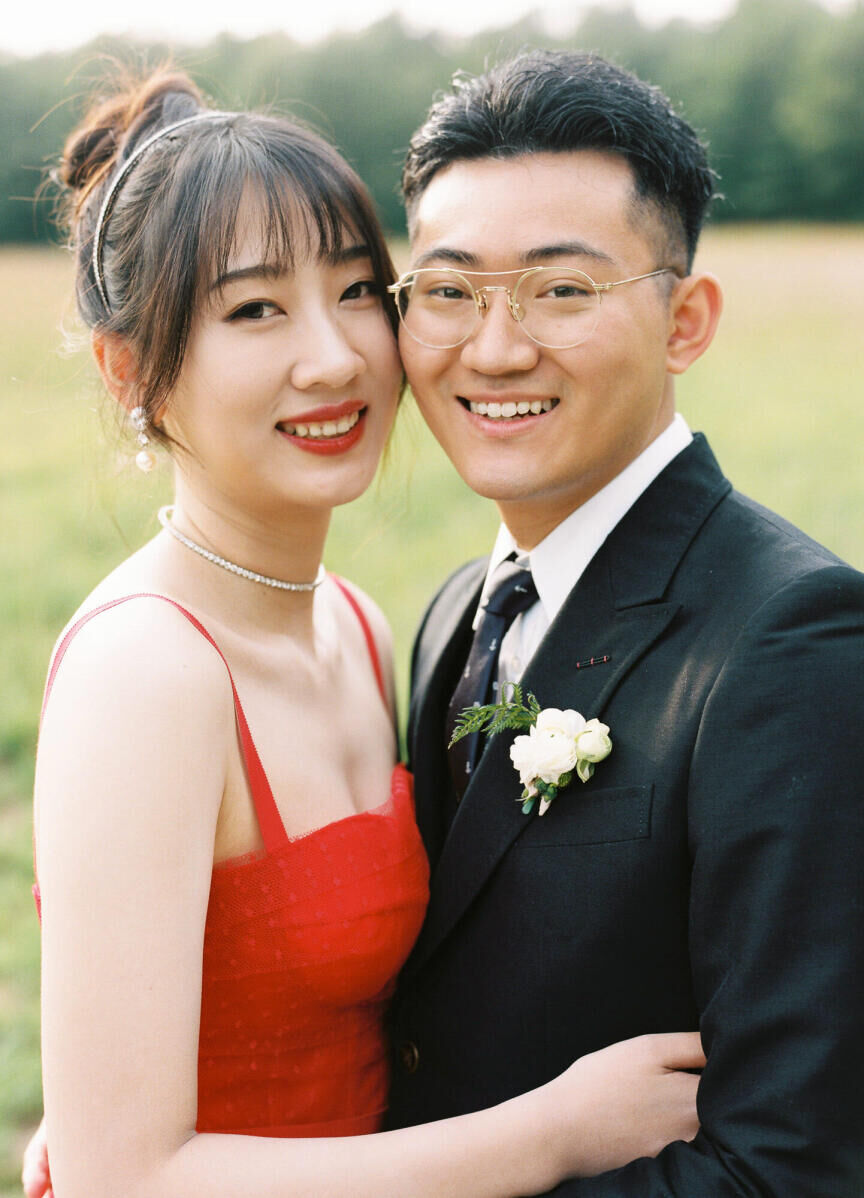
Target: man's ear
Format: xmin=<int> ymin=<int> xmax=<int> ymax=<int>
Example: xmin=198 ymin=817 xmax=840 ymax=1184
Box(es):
xmin=91 ymin=330 xmax=139 ymax=409
xmin=666 ymin=272 xmax=723 ymax=375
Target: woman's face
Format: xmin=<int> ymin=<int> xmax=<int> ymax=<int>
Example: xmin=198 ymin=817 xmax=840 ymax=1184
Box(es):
xmin=161 ymin=211 xmax=402 ymax=522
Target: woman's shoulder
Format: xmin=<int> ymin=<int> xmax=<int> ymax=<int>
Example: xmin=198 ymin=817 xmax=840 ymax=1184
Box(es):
xmin=328 ymin=574 xmax=392 ymax=651
xmin=46 ymin=588 xmax=233 ymax=724
xmin=34 ymin=593 xmax=234 ymax=933
xmin=327 ymin=574 xmax=395 ymax=712
xmin=36 ymin=589 xmax=235 ymax=842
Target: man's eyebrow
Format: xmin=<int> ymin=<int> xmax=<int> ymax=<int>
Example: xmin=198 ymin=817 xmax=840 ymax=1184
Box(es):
xmin=411 ymin=247 xmax=482 ymax=269
xmin=210 ymin=244 xmax=372 ymax=292
xmin=521 ymin=241 xmax=617 ymax=266
xmin=410 ymin=241 xmax=617 ymax=270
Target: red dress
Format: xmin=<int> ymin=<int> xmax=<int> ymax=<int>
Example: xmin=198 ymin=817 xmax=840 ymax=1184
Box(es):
xmin=37 ymin=582 xmax=430 ymax=1138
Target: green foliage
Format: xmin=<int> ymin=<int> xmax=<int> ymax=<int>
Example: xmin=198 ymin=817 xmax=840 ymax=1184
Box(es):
xmin=449 ymin=683 xmax=541 ymax=746
xmin=2 ymin=0 xmax=864 ymax=246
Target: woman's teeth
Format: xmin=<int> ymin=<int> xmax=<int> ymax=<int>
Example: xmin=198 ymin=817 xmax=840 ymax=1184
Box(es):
xmin=467 ymin=398 xmax=557 ymax=419
xmin=282 ymin=410 xmax=361 ymax=438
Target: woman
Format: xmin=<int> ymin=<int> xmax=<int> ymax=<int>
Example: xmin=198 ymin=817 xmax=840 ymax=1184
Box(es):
xmin=25 ymin=68 xmax=703 ymax=1198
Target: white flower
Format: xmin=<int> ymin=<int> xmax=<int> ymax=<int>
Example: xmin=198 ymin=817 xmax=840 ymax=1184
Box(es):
xmin=534 ymin=707 xmax=587 ymax=739
xmin=448 ymin=684 xmax=612 ymax=818
xmin=574 ymin=718 xmax=612 ymax=783
xmin=510 ymin=721 xmax=579 ymax=793
xmin=574 ymin=719 xmax=612 ymax=762
xmin=509 ymin=706 xmax=613 ymax=813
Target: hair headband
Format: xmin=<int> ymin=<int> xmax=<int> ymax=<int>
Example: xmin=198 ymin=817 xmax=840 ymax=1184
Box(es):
xmin=91 ymin=110 xmax=232 ymax=314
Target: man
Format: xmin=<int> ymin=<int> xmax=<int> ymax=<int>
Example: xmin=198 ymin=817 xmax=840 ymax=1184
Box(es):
xmin=384 ymin=50 xmax=864 ymax=1195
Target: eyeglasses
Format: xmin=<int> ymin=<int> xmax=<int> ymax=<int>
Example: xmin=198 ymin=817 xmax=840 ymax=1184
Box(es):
xmin=387 ymin=265 xmax=676 ymax=350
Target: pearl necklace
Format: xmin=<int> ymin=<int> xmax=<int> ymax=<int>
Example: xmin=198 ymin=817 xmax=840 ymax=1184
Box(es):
xmin=157 ymin=506 xmax=326 ymax=593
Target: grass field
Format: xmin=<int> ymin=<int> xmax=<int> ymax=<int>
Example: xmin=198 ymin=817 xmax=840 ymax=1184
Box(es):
xmin=1 ymin=226 xmax=863 ymax=1193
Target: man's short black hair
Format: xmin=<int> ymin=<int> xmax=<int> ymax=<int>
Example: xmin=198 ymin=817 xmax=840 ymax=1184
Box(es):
xmin=402 ymin=50 xmax=717 ymax=270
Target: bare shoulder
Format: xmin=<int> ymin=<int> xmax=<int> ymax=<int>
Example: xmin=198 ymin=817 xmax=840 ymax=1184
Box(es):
xmin=328 ymin=575 xmax=396 ymax=706
xmin=49 ymin=594 xmax=231 ymax=705
xmin=329 ymin=575 xmax=393 ymax=651
xmin=40 ymin=594 xmax=235 ymax=779
xmin=34 ymin=595 xmax=237 ymax=913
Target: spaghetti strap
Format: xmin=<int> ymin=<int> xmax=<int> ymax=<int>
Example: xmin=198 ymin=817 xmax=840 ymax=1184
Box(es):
xmin=329 ymin=576 xmax=387 ymax=705
xmin=41 ymin=594 xmax=287 ymax=853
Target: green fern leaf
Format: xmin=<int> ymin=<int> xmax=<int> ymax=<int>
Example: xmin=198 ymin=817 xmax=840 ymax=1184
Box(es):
xmin=447 ymin=685 xmax=542 ymax=747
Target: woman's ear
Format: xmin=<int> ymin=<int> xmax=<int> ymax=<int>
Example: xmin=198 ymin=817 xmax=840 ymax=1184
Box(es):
xmin=91 ymin=330 xmax=139 ymax=409
xmin=665 ymin=272 xmax=723 ymax=376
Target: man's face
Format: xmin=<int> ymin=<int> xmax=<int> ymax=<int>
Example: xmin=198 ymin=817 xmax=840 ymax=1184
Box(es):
xmin=401 ymin=151 xmax=682 ymax=547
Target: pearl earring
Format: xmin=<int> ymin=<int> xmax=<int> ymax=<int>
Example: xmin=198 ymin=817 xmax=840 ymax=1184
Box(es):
xmin=130 ymin=406 xmax=156 ymax=473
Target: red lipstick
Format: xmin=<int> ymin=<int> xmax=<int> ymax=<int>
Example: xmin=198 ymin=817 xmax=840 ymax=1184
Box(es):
xmin=276 ymin=406 xmax=367 ymax=456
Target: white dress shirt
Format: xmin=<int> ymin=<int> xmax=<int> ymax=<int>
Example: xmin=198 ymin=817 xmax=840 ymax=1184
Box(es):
xmin=474 ymin=414 xmax=694 ymax=688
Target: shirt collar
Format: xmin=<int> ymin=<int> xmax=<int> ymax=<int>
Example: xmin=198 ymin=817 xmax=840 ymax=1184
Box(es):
xmin=476 ymin=414 xmax=693 ymax=627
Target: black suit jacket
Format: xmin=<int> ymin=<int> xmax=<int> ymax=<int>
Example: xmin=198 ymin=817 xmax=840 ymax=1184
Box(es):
xmin=386 ymin=435 xmax=864 ymax=1196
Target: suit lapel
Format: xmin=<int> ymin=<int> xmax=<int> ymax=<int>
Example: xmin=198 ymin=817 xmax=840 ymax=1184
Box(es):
xmin=404 ymin=434 xmax=732 ymax=981
xmin=403 ymin=562 xmax=678 ymax=979
xmin=408 ymin=562 xmax=485 ymax=868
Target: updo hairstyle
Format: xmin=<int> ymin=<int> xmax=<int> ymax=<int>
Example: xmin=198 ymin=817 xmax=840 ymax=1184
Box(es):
xmin=58 ymin=68 xmax=397 ymax=447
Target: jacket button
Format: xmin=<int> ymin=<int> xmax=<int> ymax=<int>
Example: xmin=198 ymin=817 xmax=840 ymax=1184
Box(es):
xmin=399 ymin=1040 xmax=420 ymax=1073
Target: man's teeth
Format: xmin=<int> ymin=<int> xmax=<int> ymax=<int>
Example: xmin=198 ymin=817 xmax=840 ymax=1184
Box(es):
xmin=468 ymin=398 xmax=556 ymax=419
xmin=283 ymin=410 xmax=361 ymax=438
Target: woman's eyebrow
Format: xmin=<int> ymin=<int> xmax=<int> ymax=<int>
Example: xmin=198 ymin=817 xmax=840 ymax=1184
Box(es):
xmin=326 ymin=242 xmax=372 ymax=265
xmin=209 ymin=262 xmax=284 ymax=292
xmin=211 ymin=244 xmax=372 ymax=292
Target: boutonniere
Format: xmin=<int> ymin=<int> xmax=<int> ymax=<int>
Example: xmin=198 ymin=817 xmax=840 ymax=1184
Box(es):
xmin=449 ymin=684 xmax=612 ymax=816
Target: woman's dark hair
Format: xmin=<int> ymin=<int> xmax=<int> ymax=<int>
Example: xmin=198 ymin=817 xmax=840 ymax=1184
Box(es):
xmin=401 ymin=50 xmax=717 ymax=271
xmin=59 ymin=68 xmax=397 ymax=444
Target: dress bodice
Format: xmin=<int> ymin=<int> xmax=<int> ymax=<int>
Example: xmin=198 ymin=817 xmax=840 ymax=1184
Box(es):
xmin=199 ymin=762 xmax=427 ymax=1136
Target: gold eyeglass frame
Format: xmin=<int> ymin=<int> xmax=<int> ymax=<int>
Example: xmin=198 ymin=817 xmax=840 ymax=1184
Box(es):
xmin=387 ymin=265 xmax=676 ymax=350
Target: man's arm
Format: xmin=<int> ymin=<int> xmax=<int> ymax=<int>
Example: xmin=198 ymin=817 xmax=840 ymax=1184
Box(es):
xmin=543 ymin=564 xmax=864 ymax=1197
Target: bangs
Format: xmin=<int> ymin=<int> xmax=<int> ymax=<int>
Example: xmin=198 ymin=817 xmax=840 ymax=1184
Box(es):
xmin=202 ymin=179 xmax=359 ymax=300
xmin=187 ymin=117 xmax=392 ymax=300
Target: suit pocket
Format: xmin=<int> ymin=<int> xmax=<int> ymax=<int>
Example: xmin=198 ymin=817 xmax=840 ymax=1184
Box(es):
xmin=526 ymin=784 xmax=653 ymax=846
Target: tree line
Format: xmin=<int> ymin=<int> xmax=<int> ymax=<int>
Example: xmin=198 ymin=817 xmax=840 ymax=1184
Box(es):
xmin=1 ymin=0 xmax=862 ymax=243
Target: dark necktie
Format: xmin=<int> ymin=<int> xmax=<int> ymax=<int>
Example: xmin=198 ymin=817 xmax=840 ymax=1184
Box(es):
xmin=446 ymin=558 xmax=538 ymax=802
